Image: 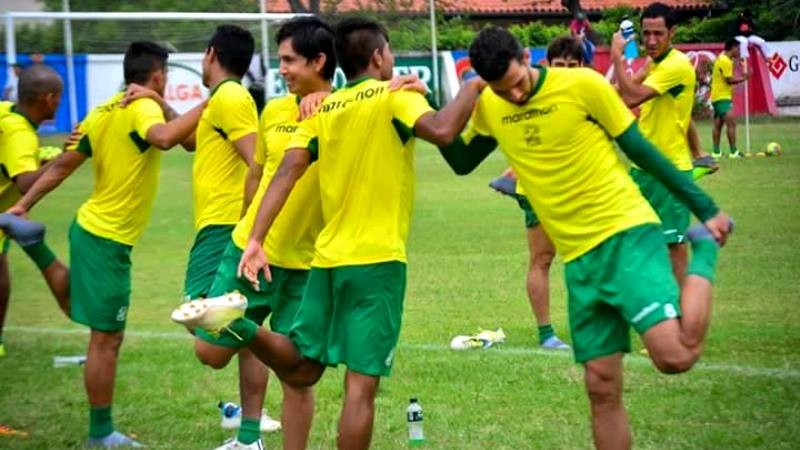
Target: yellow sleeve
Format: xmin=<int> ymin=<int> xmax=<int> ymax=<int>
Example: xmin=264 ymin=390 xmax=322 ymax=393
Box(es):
xmin=462 ymin=96 xmax=493 ymax=144
xmin=720 ymin=57 xmax=733 ymax=79
xmin=390 ymin=90 xmax=434 ymax=130
xmin=643 ymin=58 xmax=685 ymax=95
xmin=286 ymin=113 xmax=320 ymax=161
xmin=3 ymin=127 xmax=39 ymax=178
xmin=580 ymin=70 xmax=636 ymax=138
xmin=215 ymin=88 xmax=258 ymax=142
xmin=129 ymin=98 xmax=166 ymax=141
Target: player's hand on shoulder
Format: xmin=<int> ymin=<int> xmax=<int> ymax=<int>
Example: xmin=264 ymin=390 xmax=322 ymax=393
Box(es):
xmin=298 ymin=91 xmax=330 ymax=121
xmin=704 ymin=211 xmax=734 ymax=246
xmin=389 ymin=74 xmax=428 ymax=95
xmin=120 ymin=83 xmax=161 ymax=108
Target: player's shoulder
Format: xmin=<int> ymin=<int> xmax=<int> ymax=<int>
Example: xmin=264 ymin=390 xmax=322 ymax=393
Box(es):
xmin=0 ymin=108 xmax=34 ymax=132
xmin=212 ymin=79 xmax=253 ymax=105
xmin=261 ymin=94 xmax=298 ymax=126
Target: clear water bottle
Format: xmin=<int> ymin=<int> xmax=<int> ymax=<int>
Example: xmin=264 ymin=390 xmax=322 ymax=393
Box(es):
xmin=53 ymin=355 xmax=86 ymax=368
xmin=407 ymin=397 xmax=424 ymax=446
xmin=620 ymin=18 xmax=639 ymax=60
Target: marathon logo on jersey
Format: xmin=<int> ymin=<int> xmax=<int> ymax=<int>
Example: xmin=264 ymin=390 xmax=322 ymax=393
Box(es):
xmin=501 ymin=104 xmax=558 ymax=125
xmin=274 ymin=124 xmax=298 ymax=134
xmin=319 ymin=86 xmax=387 ymax=114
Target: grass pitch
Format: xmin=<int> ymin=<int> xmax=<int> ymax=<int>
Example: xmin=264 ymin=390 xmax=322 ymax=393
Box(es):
xmin=0 ymin=119 xmax=798 ymax=449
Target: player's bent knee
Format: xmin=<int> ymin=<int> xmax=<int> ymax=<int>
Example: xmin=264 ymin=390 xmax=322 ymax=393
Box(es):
xmin=194 ymin=340 xmax=235 ymax=369
xmin=650 ymin=348 xmax=698 ymax=374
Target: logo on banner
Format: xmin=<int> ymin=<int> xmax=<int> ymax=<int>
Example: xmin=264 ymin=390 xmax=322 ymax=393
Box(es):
xmin=768 ymin=54 xmax=788 ymax=79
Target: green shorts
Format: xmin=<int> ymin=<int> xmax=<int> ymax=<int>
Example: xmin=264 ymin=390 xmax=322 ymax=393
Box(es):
xmin=184 ymin=224 xmax=235 ymax=298
xmin=289 ymin=261 xmax=407 ymax=377
xmin=196 ymin=241 xmax=309 ymax=348
xmin=631 ymin=168 xmax=691 ymax=245
xmin=515 ymin=194 xmax=540 ymax=229
xmin=712 ymin=100 xmax=733 ymax=119
xmin=69 ymin=220 xmax=133 ymax=332
xmin=565 ymin=224 xmax=680 ymax=363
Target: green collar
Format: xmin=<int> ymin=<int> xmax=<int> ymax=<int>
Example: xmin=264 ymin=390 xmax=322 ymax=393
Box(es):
xmin=209 ymin=77 xmax=241 ymax=97
xmin=344 ymin=76 xmax=372 ymax=88
xmin=10 ymin=104 xmax=38 ymax=130
xmin=652 ymin=47 xmax=673 ymax=64
xmin=528 ymin=65 xmax=547 ymax=100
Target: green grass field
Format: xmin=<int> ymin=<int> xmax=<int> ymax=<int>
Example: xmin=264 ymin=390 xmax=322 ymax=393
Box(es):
xmin=0 ymin=119 xmax=798 ymax=449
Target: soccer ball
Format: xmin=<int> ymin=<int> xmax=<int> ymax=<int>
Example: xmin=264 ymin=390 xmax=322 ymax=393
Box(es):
xmin=766 ymin=142 xmax=782 ymax=156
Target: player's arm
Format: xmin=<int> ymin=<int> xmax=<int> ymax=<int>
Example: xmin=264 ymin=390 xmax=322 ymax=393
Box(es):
xmin=616 ymin=123 xmax=730 ymax=241
xmin=611 ymin=32 xmax=658 ymax=107
xmin=436 ymin=132 xmax=497 ymax=175
xmin=687 ymin=120 xmax=706 ymax=159
xmin=239 ymin=148 xmax=311 ymax=286
xmin=123 ymin=83 xmax=201 ymax=150
xmin=243 ymin=160 xmax=263 ymax=214
xmin=11 ymin=149 xmax=87 ymax=214
xmin=145 ymin=101 xmax=206 ymax=150
xmin=412 ymin=78 xmax=485 ymax=146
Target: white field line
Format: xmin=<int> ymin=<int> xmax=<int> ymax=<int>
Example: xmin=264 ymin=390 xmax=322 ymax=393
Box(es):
xmin=7 ymin=325 xmax=800 ymax=380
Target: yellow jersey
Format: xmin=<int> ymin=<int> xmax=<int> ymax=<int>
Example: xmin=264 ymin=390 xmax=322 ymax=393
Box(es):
xmin=286 ymin=78 xmax=434 ymax=267
xmin=231 ymin=94 xmax=323 ymax=269
xmin=193 ymin=79 xmax=258 ymax=230
xmin=710 ymin=53 xmax=735 ymax=102
xmin=0 ymin=106 xmax=39 ymax=212
xmin=639 ymin=48 xmax=695 ymax=171
xmin=463 ymin=67 xmax=659 ymax=262
xmin=74 ymin=92 xmax=166 ymax=245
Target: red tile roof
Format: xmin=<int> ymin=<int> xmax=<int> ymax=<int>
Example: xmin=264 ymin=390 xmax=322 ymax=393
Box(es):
xmin=265 ymin=0 xmax=713 ymax=14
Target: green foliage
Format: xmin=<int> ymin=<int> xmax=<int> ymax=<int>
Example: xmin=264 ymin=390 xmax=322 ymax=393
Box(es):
xmin=508 ymin=21 xmax=565 ymax=47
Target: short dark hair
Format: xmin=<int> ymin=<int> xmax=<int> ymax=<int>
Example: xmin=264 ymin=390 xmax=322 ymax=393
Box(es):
xmin=641 ymin=2 xmax=677 ymax=28
xmin=276 ymin=17 xmax=336 ymax=80
xmin=469 ymin=27 xmax=524 ymax=82
xmin=208 ymin=25 xmax=255 ymax=78
xmin=18 ymin=65 xmax=62 ymax=103
xmin=334 ymin=17 xmax=389 ymax=79
xmin=547 ymin=36 xmax=584 ymax=64
xmin=124 ymin=41 xmax=168 ymax=85
xmin=724 ymin=38 xmax=739 ymax=51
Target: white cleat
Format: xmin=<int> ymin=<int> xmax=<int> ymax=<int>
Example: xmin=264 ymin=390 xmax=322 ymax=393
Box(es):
xmin=213 ymin=438 xmax=264 ymax=450
xmin=221 ymin=409 xmax=282 ymax=433
xmin=171 ymin=292 xmax=247 ymax=336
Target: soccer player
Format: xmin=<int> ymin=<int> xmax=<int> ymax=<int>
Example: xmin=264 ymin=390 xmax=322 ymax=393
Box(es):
xmin=710 ymin=38 xmax=750 ymax=159
xmin=488 ymin=36 xmax=588 ymax=351
xmin=9 ymin=41 xmax=204 ymax=448
xmin=0 ymin=65 xmax=72 ymax=358
xmin=172 ymin=17 xmax=484 ymax=450
xmin=188 ymin=17 xmax=337 ymax=450
xmin=612 ymin=2 xmax=698 ymax=283
xmin=436 ymin=27 xmax=732 ymax=449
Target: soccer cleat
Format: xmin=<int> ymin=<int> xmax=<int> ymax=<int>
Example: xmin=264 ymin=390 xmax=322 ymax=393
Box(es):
xmin=692 ymin=155 xmax=719 ymax=180
xmin=728 ymin=151 xmax=742 ymax=159
xmin=214 ymin=438 xmax=264 ymax=450
xmin=540 ymin=336 xmax=571 ymax=351
xmin=221 ymin=409 xmax=282 ymax=433
xmin=86 ymin=431 xmax=143 ymax=448
xmin=488 ymin=175 xmax=517 ymax=197
xmin=450 ymin=328 xmax=506 ymax=350
xmin=686 ymin=219 xmax=734 ymax=244
xmin=475 ymin=328 xmax=506 ymax=345
xmin=170 ymin=292 xmax=247 ymax=336
xmin=0 ymin=213 xmax=45 ymax=247
xmin=710 ymin=151 xmax=722 ymax=160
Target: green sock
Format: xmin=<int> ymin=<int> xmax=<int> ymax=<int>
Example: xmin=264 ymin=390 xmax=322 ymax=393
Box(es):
xmin=225 ymin=318 xmax=258 ymax=345
xmin=730 ymin=145 xmax=738 ymax=154
xmin=713 ymin=145 xmax=720 ymax=153
xmin=22 ymin=241 xmax=56 ymax=271
xmin=237 ymin=416 xmax=261 ymax=444
xmin=538 ymin=324 xmax=555 ymax=345
xmin=0 ymin=334 xmax=4 ymax=344
xmin=89 ymin=405 xmax=114 ymax=438
xmin=687 ymin=239 xmax=719 ymax=283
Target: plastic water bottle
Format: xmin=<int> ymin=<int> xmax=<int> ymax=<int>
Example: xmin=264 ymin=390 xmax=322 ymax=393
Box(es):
xmin=620 ymin=19 xmax=639 ymax=60
xmin=407 ymin=398 xmax=424 ymax=446
xmin=218 ymin=401 xmax=241 ymax=420
xmin=53 ymin=355 xmax=86 ymax=368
